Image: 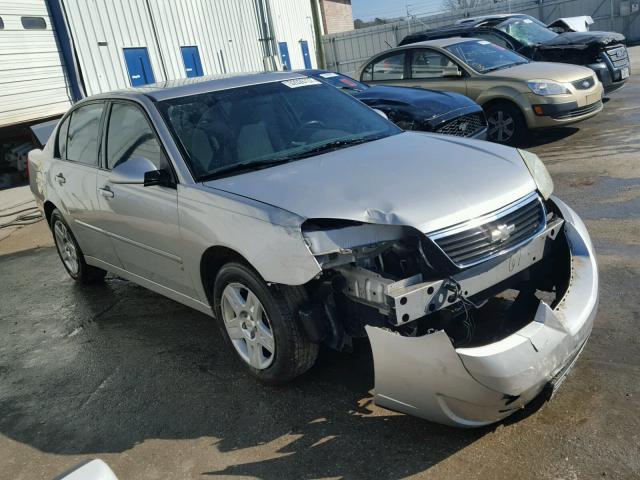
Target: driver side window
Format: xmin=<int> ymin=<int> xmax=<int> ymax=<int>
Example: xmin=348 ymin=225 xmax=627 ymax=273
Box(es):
xmin=105 ymin=103 xmax=168 ymax=171
xmin=411 ymin=49 xmax=460 ymax=79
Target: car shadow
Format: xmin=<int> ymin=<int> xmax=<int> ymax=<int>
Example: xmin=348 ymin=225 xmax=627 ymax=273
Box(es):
xmin=521 ymin=127 xmax=580 ymax=148
xmin=0 ymin=247 xmax=546 ymax=478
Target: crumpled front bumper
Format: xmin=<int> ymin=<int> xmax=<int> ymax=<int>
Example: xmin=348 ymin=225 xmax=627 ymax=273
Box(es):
xmin=365 ymin=197 xmax=598 ymax=427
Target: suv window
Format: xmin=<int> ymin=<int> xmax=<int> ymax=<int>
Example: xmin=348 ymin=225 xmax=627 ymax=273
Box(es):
xmin=66 ymin=103 xmax=104 ymax=166
xmin=411 ymin=49 xmax=460 ymax=79
xmin=474 ymin=32 xmax=512 ymax=49
xmin=106 ymin=102 xmax=167 ymax=171
xmin=56 ymin=116 xmax=70 ymax=159
xmin=362 ymin=52 xmax=405 ymax=81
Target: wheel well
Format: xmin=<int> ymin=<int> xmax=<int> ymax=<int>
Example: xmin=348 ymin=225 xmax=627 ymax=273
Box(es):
xmin=43 ymin=201 xmax=56 ymax=228
xmin=482 ymin=98 xmax=525 ymax=118
xmin=200 ymin=246 xmax=252 ymax=305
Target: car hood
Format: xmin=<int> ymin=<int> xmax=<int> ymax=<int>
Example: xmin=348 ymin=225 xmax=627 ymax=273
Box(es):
xmin=487 ymin=61 xmax=595 ymax=82
xmin=539 ymin=31 xmax=626 ymax=48
xmin=354 ymin=86 xmax=478 ymax=119
xmin=203 ymin=132 xmax=537 ymax=233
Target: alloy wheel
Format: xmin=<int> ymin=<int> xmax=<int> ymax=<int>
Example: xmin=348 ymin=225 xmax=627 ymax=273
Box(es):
xmin=221 ymin=282 xmax=275 ymax=370
xmin=53 ymin=220 xmax=79 ymax=275
xmin=488 ymin=110 xmax=515 ymax=143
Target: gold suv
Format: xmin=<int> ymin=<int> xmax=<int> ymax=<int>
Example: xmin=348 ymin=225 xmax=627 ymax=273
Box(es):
xmin=357 ymin=37 xmax=604 ymax=144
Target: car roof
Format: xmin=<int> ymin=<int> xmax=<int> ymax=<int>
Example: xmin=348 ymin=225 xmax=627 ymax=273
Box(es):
xmin=88 ymin=71 xmax=308 ymax=102
xmin=399 ymin=36 xmax=475 ymax=49
xmin=456 ymin=13 xmax=526 ymax=25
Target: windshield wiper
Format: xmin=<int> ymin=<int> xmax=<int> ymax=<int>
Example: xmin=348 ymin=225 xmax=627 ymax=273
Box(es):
xmin=199 ymin=135 xmax=386 ymax=181
xmin=483 ymin=61 xmax=528 ymax=73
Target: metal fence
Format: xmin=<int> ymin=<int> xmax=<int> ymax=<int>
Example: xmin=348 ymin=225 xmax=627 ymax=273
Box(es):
xmin=322 ymin=0 xmax=640 ymax=74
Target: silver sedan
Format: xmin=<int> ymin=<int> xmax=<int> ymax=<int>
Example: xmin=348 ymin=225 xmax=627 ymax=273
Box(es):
xmin=28 ymin=72 xmax=598 ymax=427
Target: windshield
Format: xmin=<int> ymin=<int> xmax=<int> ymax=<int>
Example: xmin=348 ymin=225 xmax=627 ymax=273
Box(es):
xmin=313 ymin=72 xmax=369 ymax=92
xmin=497 ymin=16 xmax=558 ymax=46
xmin=157 ymin=78 xmax=399 ymax=180
xmin=445 ymin=40 xmax=529 ymax=73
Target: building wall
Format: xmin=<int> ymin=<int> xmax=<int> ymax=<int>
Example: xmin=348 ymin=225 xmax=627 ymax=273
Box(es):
xmin=320 ymin=0 xmax=353 ymax=34
xmin=269 ymin=0 xmax=317 ymax=70
xmin=0 ymin=0 xmax=73 ymax=128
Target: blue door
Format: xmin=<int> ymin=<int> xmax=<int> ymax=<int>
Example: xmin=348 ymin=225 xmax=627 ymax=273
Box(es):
xmin=278 ymin=42 xmax=291 ymax=70
xmin=123 ymin=48 xmax=155 ymax=86
xmin=181 ymin=46 xmax=204 ymax=78
xmin=300 ymin=40 xmax=312 ymax=69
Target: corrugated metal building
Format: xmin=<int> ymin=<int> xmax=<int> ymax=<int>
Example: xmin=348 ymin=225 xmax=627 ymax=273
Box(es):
xmin=0 ymin=0 xmax=73 ymax=128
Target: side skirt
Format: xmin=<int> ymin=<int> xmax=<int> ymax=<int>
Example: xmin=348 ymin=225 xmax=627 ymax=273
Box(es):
xmin=85 ymin=256 xmax=214 ymax=317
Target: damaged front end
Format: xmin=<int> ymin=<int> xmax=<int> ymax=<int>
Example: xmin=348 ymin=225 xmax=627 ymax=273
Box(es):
xmin=301 ymin=194 xmax=597 ymax=427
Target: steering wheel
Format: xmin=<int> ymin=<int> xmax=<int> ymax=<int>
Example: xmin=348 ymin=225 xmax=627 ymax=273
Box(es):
xmin=293 ymin=120 xmax=326 ymax=142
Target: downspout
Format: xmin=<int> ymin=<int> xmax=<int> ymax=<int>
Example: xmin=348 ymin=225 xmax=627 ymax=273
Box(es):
xmin=254 ymin=0 xmax=278 ymax=70
xmin=144 ymin=0 xmax=169 ymax=81
xmin=44 ymin=0 xmax=84 ymax=101
xmin=310 ymin=0 xmax=326 ymax=68
xmin=264 ymin=0 xmax=280 ymax=70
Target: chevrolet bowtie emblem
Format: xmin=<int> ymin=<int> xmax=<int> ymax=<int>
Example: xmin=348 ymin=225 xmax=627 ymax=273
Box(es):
xmin=490 ymin=223 xmax=515 ymax=243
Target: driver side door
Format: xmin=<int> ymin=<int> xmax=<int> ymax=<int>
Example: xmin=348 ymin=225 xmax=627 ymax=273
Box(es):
xmin=93 ymin=100 xmax=196 ymax=296
xmin=401 ymin=48 xmax=468 ymax=96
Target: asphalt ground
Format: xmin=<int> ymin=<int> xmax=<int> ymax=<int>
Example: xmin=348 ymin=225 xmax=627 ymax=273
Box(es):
xmin=1 ymin=48 xmax=639 ymax=480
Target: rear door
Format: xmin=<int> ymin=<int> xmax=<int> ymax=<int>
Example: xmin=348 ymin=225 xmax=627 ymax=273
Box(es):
xmin=50 ymin=102 xmax=120 ymax=264
xmin=94 ymin=100 xmax=195 ymax=296
xmin=403 ymin=48 xmax=468 ymax=95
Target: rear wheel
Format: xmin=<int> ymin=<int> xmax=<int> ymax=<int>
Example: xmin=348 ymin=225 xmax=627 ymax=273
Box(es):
xmin=213 ymin=262 xmax=318 ymax=384
xmin=485 ymin=102 xmax=527 ymax=146
xmin=51 ymin=209 xmax=106 ymax=283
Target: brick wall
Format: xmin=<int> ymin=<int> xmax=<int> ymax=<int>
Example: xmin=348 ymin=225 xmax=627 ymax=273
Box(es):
xmin=320 ymin=0 xmax=354 ymax=34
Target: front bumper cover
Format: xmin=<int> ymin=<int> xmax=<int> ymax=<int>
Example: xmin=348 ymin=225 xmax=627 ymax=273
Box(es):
xmin=365 ymin=197 xmax=598 ymax=427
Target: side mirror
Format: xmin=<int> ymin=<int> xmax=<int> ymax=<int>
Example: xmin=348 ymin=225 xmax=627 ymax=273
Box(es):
xmin=109 ymin=157 xmax=157 ymax=185
xmin=373 ymin=108 xmax=389 ymax=120
xmin=443 ymin=68 xmax=463 ymax=78
xmin=144 ymin=169 xmax=173 ymax=187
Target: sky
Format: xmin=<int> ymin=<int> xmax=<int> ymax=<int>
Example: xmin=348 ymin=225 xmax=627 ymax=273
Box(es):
xmin=351 ymin=0 xmax=445 ymax=21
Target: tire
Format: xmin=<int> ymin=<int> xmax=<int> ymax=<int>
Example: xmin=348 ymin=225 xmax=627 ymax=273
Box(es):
xmin=50 ymin=209 xmax=106 ymax=284
xmin=212 ymin=262 xmax=318 ymax=384
xmin=485 ymin=102 xmax=528 ymax=146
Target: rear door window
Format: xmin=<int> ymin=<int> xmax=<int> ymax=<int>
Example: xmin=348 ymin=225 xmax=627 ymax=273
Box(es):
xmin=362 ymin=52 xmax=406 ymax=81
xmin=66 ymin=103 xmax=105 ymax=166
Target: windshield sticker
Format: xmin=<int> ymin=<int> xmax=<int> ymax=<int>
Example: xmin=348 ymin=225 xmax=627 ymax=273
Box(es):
xmin=282 ymin=78 xmax=322 ymax=88
xmin=320 ymin=72 xmax=339 ymax=78
xmin=478 ymin=40 xmax=491 ymax=45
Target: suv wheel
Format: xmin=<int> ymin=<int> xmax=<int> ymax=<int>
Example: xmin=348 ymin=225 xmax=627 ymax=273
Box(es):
xmin=486 ymin=102 xmax=527 ymax=145
xmin=213 ymin=262 xmax=318 ymax=384
xmin=51 ymin=209 xmax=106 ymax=283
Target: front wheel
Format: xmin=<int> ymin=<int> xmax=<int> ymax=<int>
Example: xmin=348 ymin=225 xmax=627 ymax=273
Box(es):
xmin=485 ymin=102 xmax=527 ymax=146
xmin=213 ymin=262 xmax=318 ymax=384
xmin=51 ymin=209 xmax=106 ymax=283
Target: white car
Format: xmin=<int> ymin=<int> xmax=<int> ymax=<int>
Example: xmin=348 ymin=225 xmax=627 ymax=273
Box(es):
xmin=29 ymin=72 xmax=598 ymax=427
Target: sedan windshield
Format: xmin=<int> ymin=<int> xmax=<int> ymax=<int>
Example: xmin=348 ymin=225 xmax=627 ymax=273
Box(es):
xmin=313 ymin=72 xmax=369 ymax=92
xmin=445 ymin=40 xmax=529 ymax=73
xmin=157 ymin=78 xmax=399 ymax=180
xmin=497 ymin=16 xmax=558 ymax=46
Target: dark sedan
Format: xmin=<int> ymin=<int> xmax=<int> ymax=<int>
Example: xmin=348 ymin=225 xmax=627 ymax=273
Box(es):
xmin=302 ymin=69 xmax=487 ymax=140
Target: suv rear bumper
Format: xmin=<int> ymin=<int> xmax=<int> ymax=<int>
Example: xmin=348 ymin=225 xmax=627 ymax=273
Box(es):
xmin=366 ymin=197 xmax=598 ymax=427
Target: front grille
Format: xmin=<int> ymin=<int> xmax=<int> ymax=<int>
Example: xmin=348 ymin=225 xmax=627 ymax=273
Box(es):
xmin=428 ymin=193 xmax=546 ymax=268
xmin=435 ymin=112 xmax=486 ymax=138
xmin=552 ymin=101 xmax=602 ymax=120
xmin=572 ymin=76 xmax=595 ymax=90
xmin=606 ymin=46 xmax=629 ymax=68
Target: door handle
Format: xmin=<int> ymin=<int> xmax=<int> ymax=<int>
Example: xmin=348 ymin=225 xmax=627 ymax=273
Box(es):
xmin=98 ymin=186 xmax=114 ymax=198
xmin=55 ymin=173 xmax=66 ymax=184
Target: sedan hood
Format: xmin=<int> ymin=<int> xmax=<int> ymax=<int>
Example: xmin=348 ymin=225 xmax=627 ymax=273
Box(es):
xmin=354 ymin=86 xmax=477 ymax=119
xmin=488 ymin=61 xmax=595 ymax=82
xmin=203 ymin=132 xmax=537 ymax=233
